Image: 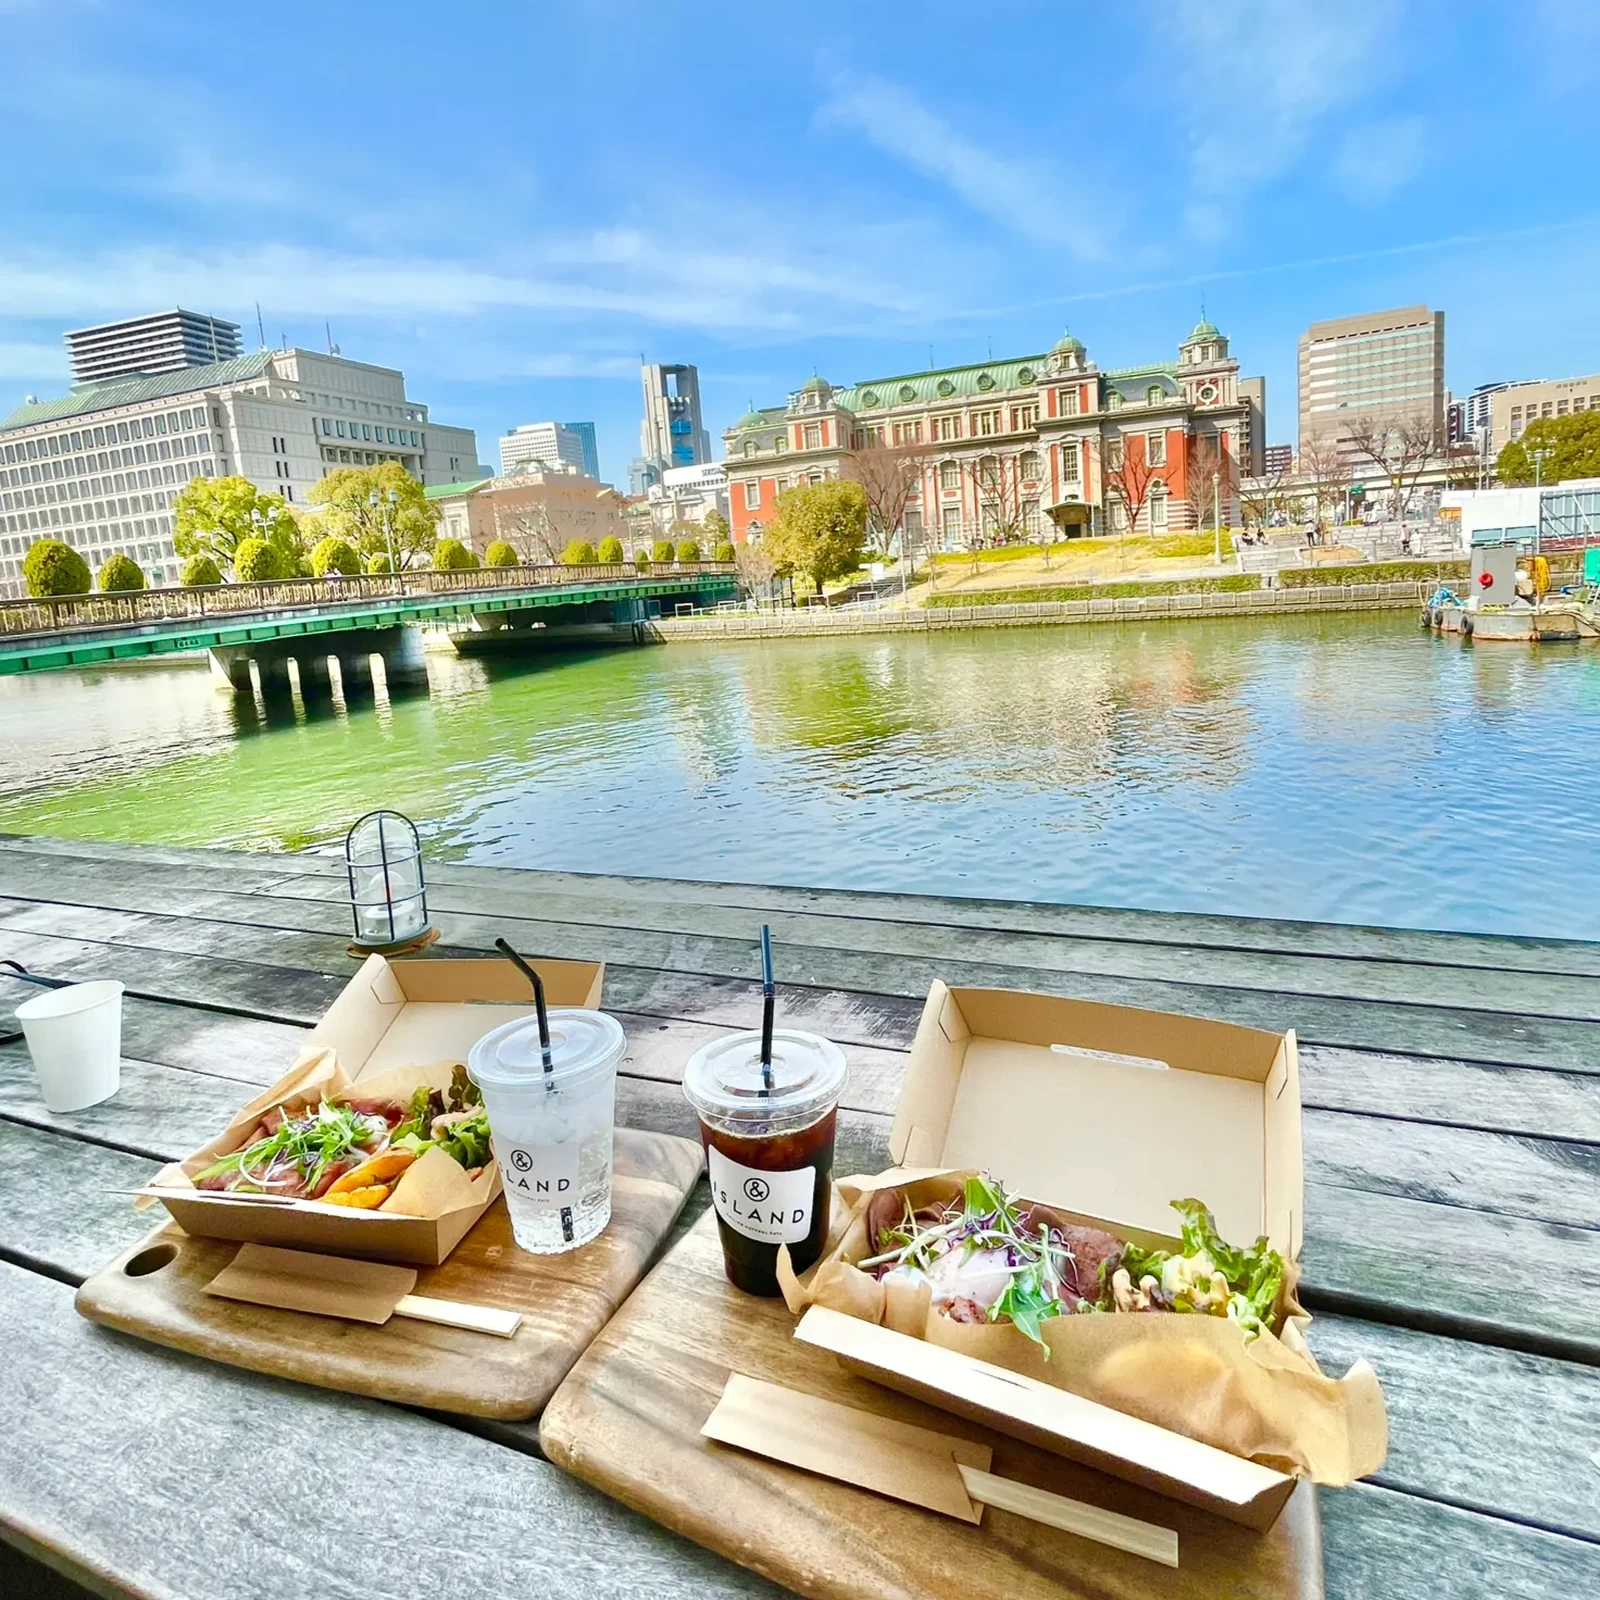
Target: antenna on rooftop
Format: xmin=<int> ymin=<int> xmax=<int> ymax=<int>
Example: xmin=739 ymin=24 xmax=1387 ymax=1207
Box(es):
xmin=255 ymin=303 xmax=266 ymax=350
xmin=325 ymin=321 xmax=334 ymax=355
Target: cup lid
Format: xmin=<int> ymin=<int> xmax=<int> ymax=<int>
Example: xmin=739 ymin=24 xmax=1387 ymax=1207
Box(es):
xmin=468 ymin=1007 xmax=625 ymax=1090
xmin=682 ymin=1028 xmax=847 ymax=1123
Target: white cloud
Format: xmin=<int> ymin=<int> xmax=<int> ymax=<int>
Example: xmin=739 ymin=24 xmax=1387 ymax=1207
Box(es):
xmin=817 ymin=72 xmax=1113 ymax=259
xmin=1332 ymin=116 xmax=1428 ymax=201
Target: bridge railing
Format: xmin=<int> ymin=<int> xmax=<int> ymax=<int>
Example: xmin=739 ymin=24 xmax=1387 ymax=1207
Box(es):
xmin=0 ymin=562 xmax=737 ymax=640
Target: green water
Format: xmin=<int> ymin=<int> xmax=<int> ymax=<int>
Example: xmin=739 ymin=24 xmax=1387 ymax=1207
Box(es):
xmin=2 ymin=615 xmax=1597 ymax=939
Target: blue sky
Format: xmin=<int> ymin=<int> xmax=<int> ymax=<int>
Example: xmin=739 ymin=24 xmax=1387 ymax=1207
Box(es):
xmin=3 ymin=0 xmax=1599 ymax=484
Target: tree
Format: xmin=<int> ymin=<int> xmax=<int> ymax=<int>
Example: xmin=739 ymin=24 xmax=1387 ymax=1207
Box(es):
xmin=173 ymin=476 xmax=298 ymax=574
xmin=634 ymin=547 xmax=651 ymax=570
xmin=1184 ymin=435 xmax=1238 ymax=532
xmin=733 ymin=541 xmax=776 ymax=600
xmin=651 ymin=538 xmax=674 ymax=563
xmin=366 ymin=551 xmax=392 ymax=574
xmin=1347 ymin=412 xmax=1443 ymax=524
xmin=433 ymin=537 xmax=477 ymax=570
xmin=307 ymin=462 xmax=439 ymax=570
xmin=1297 ymin=436 xmax=1352 ymax=530
xmin=309 ymin=536 xmax=360 ymax=577
xmin=484 ymin=540 xmax=518 ymax=567
xmin=1237 ymin=457 xmax=1296 ymax=530
xmin=23 ymin=539 xmax=90 ymax=597
xmin=675 ymin=538 xmax=701 ymax=563
xmin=844 ymin=439 xmax=929 ymax=575
xmin=561 ymin=539 xmax=597 ymax=564
xmin=700 ymin=508 xmax=731 ymax=547
xmin=1497 ymin=412 xmax=1600 ymax=486
xmin=965 ymin=453 xmax=1031 ymax=548
xmin=488 ymin=499 xmax=561 ymax=564
xmin=180 ymin=554 xmax=223 ymax=587
xmin=234 ymin=537 xmax=286 ymax=582
xmin=762 ymin=479 xmax=869 ymax=602
xmin=596 ymin=535 xmax=625 ymax=564
xmin=98 ymin=553 xmax=146 ymax=592
xmin=1100 ymin=434 xmax=1157 ymax=555
xmin=715 ymin=540 xmax=736 ymax=563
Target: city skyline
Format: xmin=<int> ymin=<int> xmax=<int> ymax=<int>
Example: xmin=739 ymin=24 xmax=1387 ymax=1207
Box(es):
xmin=2 ymin=2 xmax=1599 ymax=487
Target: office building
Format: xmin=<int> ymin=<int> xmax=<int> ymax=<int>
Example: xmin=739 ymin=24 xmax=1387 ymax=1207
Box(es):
xmin=1490 ymin=375 xmax=1600 ymax=452
xmin=499 ymin=421 xmax=590 ymax=477
xmin=646 ymin=462 xmax=728 ymax=532
xmin=1298 ymin=305 xmax=1445 ymax=458
xmin=0 ymin=333 xmax=483 ymax=597
xmin=725 ymin=320 xmax=1264 ymax=545
xmin=1263 ymin=444 xmax=1295 ymax=476
xmin=66 ymin=309 xmax=242 ymax=385
xmin=639 ymin=362 xmax=711 ymax=477
xmin=563 ymin=421 xmax=600 ymax=480
xmin=1237 ymin=376 xmax=1267 ymax=478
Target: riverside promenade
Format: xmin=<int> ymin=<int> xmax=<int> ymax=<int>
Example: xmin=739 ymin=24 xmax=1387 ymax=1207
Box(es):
xmin=0 ymin=834 xmax=1594 ymax=1598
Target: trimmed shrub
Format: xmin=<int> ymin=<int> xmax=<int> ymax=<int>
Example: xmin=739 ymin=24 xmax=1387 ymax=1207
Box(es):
xmin=597 ymin=535 xmax=625 ymax=564
xmin=633 ymin=548 xmax=651 ymax=570
xmin=233 ymin=538 xmax=285 ymax=582
xmin=675 ymin=538 xmax=701 ymax=563
xmin=715 ymin=541 xmax=736 ymax=563
xmin=97 ymin=552 xmax=147 ymax=592
xmin=310 ymin=536 xmax=361 ymax=577
xmin=366 ymin=551 xmax=392 ymax=574
xmin=22 ymin=539 xmax=90 ymax=597
xmin=484 ymin=540 xmax=518 ymax=568
xmin=651 ymin=539 xmax=674 ymax=563
xmin=923 ymin=573 xmax=1261 ymax=607
xmin=561 ymin=539 xmax=598 ymax=565
xmin=179 ymin=554 xmax=223 ymax=587
xmin=433 ymin=537 xmax=476 ymax=570
xmin=1278 ymin=560 xmax=1468 ymax=588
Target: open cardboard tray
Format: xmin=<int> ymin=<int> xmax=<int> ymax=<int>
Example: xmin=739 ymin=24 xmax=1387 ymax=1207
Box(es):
xmin=77 ymin=1127 xmax=703 ymax=1419
xmin=539 ymin=1208 xmax=1323 ymax=1600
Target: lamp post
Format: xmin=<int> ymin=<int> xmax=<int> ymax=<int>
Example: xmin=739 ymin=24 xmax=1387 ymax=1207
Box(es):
xmin=1211 ymin=471 xmax=1221 ymax=565
xmin=1528 ymin=445 xmax=1553 ymax=558
xmin=368 ymin=487 xmax=399 ymax=577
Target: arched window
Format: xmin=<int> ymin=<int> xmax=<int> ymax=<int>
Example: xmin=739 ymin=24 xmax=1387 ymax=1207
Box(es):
xmin=1019 ymin=450 xmax=1042 ymax=482
xmin=1147 ymin=385 xmax=1163 ymax=406
xmin=977 ymin=455 xmax=1002 ymax=494
xmin=940 ymin=459 xmax=961 ymax=491
xmin=743 ymin=440 xmax=757 ymax=458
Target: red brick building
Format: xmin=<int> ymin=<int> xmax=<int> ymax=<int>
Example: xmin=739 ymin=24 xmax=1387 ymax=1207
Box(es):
xmin=724 ymin=324 xmax=1265 ymax=548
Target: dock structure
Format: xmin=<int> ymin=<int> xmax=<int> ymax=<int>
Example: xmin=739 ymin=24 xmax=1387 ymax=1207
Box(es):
xmin=0 ymin=835 xmax=1595 ymax=1597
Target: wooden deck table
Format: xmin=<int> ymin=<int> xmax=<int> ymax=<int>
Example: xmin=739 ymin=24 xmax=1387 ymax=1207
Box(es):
xmin=0 ymin=832 xmax=1595 ymax=1598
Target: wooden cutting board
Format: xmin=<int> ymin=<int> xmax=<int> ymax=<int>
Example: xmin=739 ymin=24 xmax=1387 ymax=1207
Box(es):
xmin=540 ymin=1208 xmax=1324 ymax=1600
xmin=75 ymin=1127 xmax=702 ymax=1420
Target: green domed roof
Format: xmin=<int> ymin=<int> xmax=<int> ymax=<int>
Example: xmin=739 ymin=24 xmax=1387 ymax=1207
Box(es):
xmin=1051 ymin=330 xmax=1085 ymax=354
xmin=1187 ymin=318 xmax=1222 ymax=342
xmin=800 ymin=373 xmax=832 ymax=394
xmin=734 ymin=408 xmax=767 ymax=429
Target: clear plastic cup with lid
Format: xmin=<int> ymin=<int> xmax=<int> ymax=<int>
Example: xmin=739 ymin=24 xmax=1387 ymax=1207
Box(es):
xmin=469 ymin=1007 xmax=625 ymax=1254
xmin=682 ymin=1028 xmax=848 ymax=1295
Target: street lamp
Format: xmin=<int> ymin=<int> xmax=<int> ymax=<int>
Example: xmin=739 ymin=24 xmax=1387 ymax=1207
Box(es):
xmin=368 ymin=487 xmax=399 ymax=576
xmin=1211 ymin=471 xmax=1221 ymax=565
xmin=1528 ymin=445 xmax=1554 ymax=558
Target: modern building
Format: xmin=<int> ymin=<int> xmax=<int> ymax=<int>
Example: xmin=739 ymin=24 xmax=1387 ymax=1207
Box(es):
xmin=1298 ymin=305 xmax=1446 ymax=459
xmin=427 ymin=469 xmax=626 ymax=562
xmin=0 ymin=334 xmax=483 ymax=596
xmin=724 ymin=321 xmax=1263 ymax=547
xmin=646 ymin=462 xmax=728 ymax=533
xmin=66 ymin=309 xmax=242 ymax=385
xmin=639 ymin=362 xmax=711 ymax=479
xmin=563 ymin=421 xmax=600 ymax=481
xmin=499 ymin=421 xmax=591 ymax=478
xmin=1236 ymin=377 xmax=1267 ymax=479
xmin=1263 ymin=444 xmax=1296 ymax=476
xmin=1489 ymin=375 xmax=1600 ymax=452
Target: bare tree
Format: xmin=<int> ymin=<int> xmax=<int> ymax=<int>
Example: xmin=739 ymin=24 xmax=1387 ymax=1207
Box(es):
xmin=1296 ymin=436 xmax=1352 ymax=531
xmin=733 ymin=541 xmax=777 ymax=603
xmin=1100 ymin=433 xmax=1158 ymax=554
xmin=1184 ymin=435 xmax=1238 ymax=531
xmin=967 ymin=453 xmax=1032 ymax=544
xmin=492 ymin=500 xmax=561 ymax=563
xmin=843 ymin=440 xmax=930 ymax=582
xmin=1346 ymin=412 xmax=1444 ymax=525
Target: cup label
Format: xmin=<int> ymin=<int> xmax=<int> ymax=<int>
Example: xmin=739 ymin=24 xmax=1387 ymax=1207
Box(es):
xmin=707 ymin=1147 xmax=815 ymax=1245
xmin=493 ymin=1138 xmax=580 ymax=1212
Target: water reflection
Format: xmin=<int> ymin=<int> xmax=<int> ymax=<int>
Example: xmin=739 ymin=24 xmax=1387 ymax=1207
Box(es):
xmin=1 ymin=617 xmax=1598 ymax=936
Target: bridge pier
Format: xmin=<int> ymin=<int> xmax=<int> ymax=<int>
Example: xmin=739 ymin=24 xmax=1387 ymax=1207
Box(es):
xmin=373 ymin=625 xmax=429 ymax=686
xmin=209 ymin=647 xmax=255 ymax=693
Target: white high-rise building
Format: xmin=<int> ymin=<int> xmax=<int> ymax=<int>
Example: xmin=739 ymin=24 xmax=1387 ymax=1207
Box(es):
xmin=499 ymin=421 xmax=589 ymax=477
xmin=0 ymin=340 xmax=484 ymax=596
xmin=66 ymin=310 xmax=242 ymax=384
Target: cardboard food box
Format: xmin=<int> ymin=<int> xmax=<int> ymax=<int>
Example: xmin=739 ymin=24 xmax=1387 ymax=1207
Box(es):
xmin=149 ymin=954 xmax=604 ymax=1266
xmin=783 ymin=982 xmax=1387 ymax=1528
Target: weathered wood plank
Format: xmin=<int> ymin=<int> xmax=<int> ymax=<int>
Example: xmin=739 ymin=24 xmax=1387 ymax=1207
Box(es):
xmin=7 ymin=845 xmax=1600 ymax=1024
xmin=11 ymin=830 xmax=1599 ymax=978
xmin=6 ymin=882 xmax=1600 ymax=1071
xmin=1307 ymin=1316 xmax=1600 ymax=1542
xmin=0 ymin=1261 xmax=782 ymax=1600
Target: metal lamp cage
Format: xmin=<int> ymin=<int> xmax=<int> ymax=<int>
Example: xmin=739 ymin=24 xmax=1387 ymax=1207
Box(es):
xmin=344 ymin=810 xmax=430 ymax=947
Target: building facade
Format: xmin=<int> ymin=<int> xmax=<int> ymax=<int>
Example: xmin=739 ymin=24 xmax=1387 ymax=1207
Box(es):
xmin=499 ymin=421 xmax=591 ymax=477
xmin=639 ymin=362 xmax=711 ymax=479
xmin=1298 ymin=305 xmax=1445 ymax=459
xmin=646 ymin=462 xmax=728 ymax=533
xmin=724 ymin=322 xmax=1260 ymax=548
xmin=1 ymin=342 xmax=483 ymax=596
xmin=1491 ymin=375 xmax=1600 ymax=451
xmin=427 ymin=470 xmax=626 ymax=562
xmin=66 ymin=309 xmax=242 ymax=384
xmin=1263 ymin=444 xmax=1295 ymax=476
xmin=564 ymin=421 xmax=600 ymax=480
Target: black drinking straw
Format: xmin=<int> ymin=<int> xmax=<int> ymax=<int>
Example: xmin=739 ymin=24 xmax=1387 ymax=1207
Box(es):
xmin=758 ymin=924 xmax=775 ymax=1090
xmin=495 ymin=938 xmax=553 ymax=1072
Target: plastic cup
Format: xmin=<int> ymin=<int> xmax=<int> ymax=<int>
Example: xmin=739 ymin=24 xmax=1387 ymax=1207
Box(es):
xmin=15 ymin=980 xmax=125 ymax=1113
xmin=683 ymin=1028 xmax=848 ymax=1297
xmin=468 ymin=1007 xmax=625 ymax=1254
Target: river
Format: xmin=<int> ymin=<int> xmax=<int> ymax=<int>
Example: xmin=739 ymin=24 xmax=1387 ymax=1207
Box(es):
xmin=2 ymin=614 xmax=1595 ymax=939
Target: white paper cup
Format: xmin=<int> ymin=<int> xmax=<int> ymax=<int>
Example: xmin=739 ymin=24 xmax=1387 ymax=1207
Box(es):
xmin=15 ymin=980 xmax=125 ymax=1112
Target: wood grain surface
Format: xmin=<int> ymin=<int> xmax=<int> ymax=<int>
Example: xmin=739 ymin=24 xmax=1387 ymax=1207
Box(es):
xmin=540 ymin=1209 xmax=1323 ymax=1600
xmin=75 ymin=1126 xmax=703 ymax=1418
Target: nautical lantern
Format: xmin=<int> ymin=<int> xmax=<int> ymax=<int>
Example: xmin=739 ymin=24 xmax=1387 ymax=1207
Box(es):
xmin=344 ymin=810 xmax=432 ymax=950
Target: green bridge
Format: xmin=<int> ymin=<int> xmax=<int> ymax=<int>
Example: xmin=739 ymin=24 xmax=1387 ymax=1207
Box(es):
xmin=0 ymin=563 xmax=739 ymax=686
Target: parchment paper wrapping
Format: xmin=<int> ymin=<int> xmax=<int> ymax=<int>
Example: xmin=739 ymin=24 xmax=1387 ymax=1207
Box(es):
xmin=779 ymin=1168 xmax=1387 ymax=1485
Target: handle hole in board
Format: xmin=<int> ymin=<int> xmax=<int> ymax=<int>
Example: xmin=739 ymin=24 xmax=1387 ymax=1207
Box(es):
xmin=123 ymin=1242 xmax=180 ymax=1278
